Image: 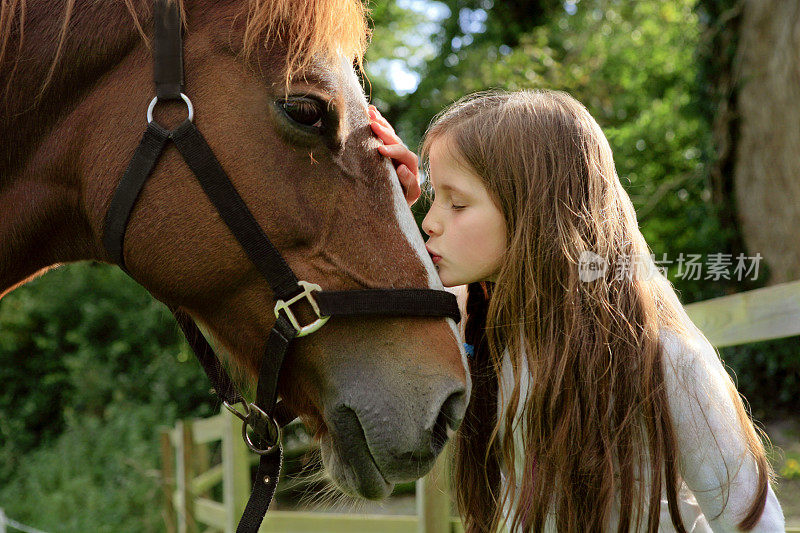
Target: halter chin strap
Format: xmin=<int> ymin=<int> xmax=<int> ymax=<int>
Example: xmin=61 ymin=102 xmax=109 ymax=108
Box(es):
xmin=102 ymin=2 xmax=460 ymax=531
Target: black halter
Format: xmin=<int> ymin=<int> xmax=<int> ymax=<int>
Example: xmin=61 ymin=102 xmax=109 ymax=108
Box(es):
xmin=101 ymin=2 xmax=460 ymax=531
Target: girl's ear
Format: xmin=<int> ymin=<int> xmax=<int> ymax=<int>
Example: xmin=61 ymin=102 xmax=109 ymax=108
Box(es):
xmin=446 ymin=284 xmax=469 ymax=336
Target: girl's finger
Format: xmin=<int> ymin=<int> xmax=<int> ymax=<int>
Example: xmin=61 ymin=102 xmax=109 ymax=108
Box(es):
xmin=369 ymin=120 xmax=392 ymax=138
xmin=400 ymin=166 xmax=422 ymax=205
xmin=407 ymin=180 xmax=421 ymax=206
xmin=376 ymin=115 xmax=393 ymax=130
xmin=369 ymin=105 xmax=395 ymax=131
xmin=377 ymin=143 xmax=419 ymax=175
xmin=370 ymin=121 xmax=402 ymax=146
xmin=397 ymin=164 xmax=412 ymax=188
xmin=370 ymin=117 xmax=398 ymax=139
xmin=396 ymin=165 xmax=413 ymax=203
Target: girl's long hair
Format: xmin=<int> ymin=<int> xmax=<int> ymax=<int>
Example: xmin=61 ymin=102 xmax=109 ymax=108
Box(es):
xmin=420 ymin=90 xmax=772 ymax=532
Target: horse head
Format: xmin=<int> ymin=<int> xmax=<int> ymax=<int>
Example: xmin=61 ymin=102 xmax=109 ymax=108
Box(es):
xmin=0 ymin=0 xmax=469 ymax=500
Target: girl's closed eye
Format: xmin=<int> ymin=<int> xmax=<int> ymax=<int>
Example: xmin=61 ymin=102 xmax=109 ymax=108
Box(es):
xmin=446 ymin=194 xmax=468 ymax=210
xmin=429 ymin=190 xmax=465 ymax=210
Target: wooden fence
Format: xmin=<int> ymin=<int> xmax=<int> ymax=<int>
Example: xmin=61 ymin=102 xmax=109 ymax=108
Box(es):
xmin=162 ymin=279 xmax=800 ymax=533
xmin=160 ymin=407 xmax=460 ymax=533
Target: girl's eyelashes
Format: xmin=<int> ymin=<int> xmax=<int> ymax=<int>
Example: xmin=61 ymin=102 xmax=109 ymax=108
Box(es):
xmin=428 ymin=188 xmax=466 ymax=210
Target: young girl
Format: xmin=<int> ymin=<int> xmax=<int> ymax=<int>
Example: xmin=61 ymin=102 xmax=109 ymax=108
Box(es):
xmin=368 ymin=90 xmax=784 ymax=532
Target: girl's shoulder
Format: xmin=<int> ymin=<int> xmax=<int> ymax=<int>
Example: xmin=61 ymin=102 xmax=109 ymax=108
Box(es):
xmin=652 ymin=273 xmax=720 ymax=371
xmin=658 ymin=326 xmax=722 ymax=383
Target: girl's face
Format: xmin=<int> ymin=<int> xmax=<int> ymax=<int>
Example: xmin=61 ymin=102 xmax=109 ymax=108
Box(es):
xmin=422 ymin=137 xmax=507 ymax=287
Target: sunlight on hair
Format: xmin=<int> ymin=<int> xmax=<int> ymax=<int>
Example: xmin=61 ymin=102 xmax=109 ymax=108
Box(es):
xmin=0 ymin=0 xmax=369 ymax=102
xmin=241 ymin=0 xmax=370 ymax=88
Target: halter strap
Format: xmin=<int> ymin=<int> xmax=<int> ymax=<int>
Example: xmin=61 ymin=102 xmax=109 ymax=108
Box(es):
xmin=152 ymin=0 xmax=183 ymax=100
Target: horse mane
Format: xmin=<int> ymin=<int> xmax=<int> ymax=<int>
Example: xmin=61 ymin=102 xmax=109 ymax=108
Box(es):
xmin=242 ymin=0 xmax=370 ymax=85
xmin=0 ymin=0 xmax=369 ymax=183
xmin=0 ymin=0 xmax=370 ymax=101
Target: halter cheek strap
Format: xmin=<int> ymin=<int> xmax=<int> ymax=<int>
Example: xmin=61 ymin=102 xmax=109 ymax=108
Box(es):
xmin=102 ymin=2 xmax=461 ymax=531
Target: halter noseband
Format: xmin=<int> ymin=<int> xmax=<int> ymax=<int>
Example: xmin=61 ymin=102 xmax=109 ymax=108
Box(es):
xmin=101 ymin=2 xmax=460 ymax=531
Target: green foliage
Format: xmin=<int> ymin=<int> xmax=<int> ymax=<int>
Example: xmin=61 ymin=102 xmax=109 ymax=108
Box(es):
xmin=720 ymin=337 xmax=800 ymax=419
xmin=782 ymin=455 xmax=800 ymax=481
xmin=0 ymin=404 xmax=172 ymax=532
xmin=0 ymin=263 xmax=216 ymax=528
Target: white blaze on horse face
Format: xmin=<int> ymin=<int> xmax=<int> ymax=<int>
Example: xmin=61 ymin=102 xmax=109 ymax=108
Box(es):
xmin=336 ymin=56 xmax=470 ymax=395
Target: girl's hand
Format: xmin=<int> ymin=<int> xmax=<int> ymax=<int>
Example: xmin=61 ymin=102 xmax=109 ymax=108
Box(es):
xmin=369 ymin=105 xmax=421 ymax=206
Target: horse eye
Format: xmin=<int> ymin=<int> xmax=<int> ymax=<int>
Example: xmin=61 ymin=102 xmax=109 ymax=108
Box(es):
xmin=279 ymin=97 xmax=324 ymax=129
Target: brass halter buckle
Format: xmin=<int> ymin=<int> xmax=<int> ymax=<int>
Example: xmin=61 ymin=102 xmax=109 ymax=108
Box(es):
xmin=223 ymin=401 xmax=281 ymax=455
xmin=274 ymin=280 xmax=330 ymax=337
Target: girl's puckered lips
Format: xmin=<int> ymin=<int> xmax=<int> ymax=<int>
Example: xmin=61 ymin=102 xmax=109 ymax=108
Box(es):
xmin=425 ymin=245 xmax=442 ymax=264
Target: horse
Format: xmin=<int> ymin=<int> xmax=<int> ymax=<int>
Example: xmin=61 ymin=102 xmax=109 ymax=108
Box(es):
xmin=0 ymin=0 xmax=469 ymax=502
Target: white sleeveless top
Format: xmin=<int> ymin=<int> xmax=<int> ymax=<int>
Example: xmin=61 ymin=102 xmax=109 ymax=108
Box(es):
xmin=495 ymin=277 xmax=785 ymax=532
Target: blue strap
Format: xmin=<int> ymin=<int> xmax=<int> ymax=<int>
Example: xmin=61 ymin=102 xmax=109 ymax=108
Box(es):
xmin=464 ymin=343 xmax=475 ymax=358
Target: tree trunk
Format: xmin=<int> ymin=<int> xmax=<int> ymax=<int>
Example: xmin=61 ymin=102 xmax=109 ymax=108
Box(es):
xmin=734 ymin=0 xmax=800 ymax=284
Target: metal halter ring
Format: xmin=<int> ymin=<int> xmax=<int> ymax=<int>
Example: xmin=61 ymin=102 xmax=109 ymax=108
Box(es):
xmin=223 ymin=401 xmax=281 ymax=455
xmin=223 ymin=399 xmax=251 ymax=423
xmin=147 ymin=92 xmax=194 ymax=124
xmin=241 ymin=414 xmax=281 ymax=455
xmin=274 ymin=280 xmax=330 ymax=337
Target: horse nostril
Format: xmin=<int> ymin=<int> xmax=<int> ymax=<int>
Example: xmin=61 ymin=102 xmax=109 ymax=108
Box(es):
xmin=431 ymin=410 xmax=449 ymax=453
xmin=431 ymin=389 xmax=466 ymax=454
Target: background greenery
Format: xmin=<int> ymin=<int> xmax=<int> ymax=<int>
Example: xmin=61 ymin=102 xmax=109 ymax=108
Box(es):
xmin=0 ymin=265 xmax=217 ymax=531
xmin=1 ymin=0 xmax=796 ymax=529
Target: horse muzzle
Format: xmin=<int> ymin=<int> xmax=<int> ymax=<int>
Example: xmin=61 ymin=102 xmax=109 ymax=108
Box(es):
xmin=320 ymin=371 xmax=467 ymax=499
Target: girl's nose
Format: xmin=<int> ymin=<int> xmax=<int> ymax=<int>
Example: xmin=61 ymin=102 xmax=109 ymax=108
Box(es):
xmin=422 ymin=211 xmax=441 ymax=236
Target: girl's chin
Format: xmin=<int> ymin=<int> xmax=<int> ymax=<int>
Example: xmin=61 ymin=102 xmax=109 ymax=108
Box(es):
xmin=435 ymin=269 xmax=460 ymax=288
xmin=436 ymin=265 xmax=481 ymax=287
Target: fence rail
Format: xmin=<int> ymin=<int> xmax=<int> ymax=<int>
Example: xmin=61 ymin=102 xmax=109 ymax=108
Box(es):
xmin=0 ymin=509 xmax=50 ymax=533
xmin=683 ymin=278 xmax=800 ymax=347
xmin=160 ymin=407 xmax=460 ymax=533
xmin=162 ymin=279 xmax=800 ymax=533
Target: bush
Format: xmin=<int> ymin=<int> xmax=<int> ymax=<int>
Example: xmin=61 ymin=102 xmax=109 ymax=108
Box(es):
xmin=720 ymin=336 xmax=800 ymax=420
xmin=0 ymin=263 xmax=217 ymax=528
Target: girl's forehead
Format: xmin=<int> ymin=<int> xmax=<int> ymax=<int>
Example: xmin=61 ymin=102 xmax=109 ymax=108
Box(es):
xmin=429 ymin=164 xmax=482 ymax=197
xmin=428 ymin=138 xmax=483 ymax=194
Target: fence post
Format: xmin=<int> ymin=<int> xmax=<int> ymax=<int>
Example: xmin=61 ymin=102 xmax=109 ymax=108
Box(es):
xmin=176 ymin=419 xmax=198 ymax=533
xmin=222 ymin=406 xmax=252 ymax=533
xmin=160 ymin=428 xmax=178 ymax=533
xmin=194 ymin=438 xmax=211 ymax=499
xmin=417 ymin=443 xmax=452 ymax=533
xmin=0 ymin=508 xmax=6 ymax=533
